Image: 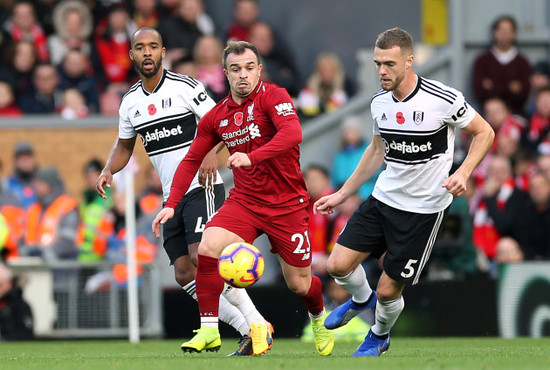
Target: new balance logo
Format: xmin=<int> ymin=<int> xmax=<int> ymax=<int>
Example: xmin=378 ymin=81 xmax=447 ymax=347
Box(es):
xmin=134 ymin=110 xmax=141 ymax=118
xmin=219 ymin=119 xmax=229 ymax=127
xmin=249 ymin=123 xmax=261 ymax=139
xmin=274 ymin=102 xmax=295 ymax=116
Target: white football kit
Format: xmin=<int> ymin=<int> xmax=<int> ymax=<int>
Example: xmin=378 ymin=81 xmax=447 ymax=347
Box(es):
xmin=370 ymin=75 xmax=475 ymax=214
xmin=118 ymin=69 xmax=222 ymax=201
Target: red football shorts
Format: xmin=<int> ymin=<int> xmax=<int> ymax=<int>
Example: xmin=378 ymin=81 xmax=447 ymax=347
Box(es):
xmin=206 ymin=196 xmax=312 ymax=267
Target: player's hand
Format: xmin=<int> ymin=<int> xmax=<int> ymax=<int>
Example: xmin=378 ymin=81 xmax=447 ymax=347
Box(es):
xmin=227 ymin=152 xmax=251 ymax=169
xmin=441 ymin=171 xmax=468 ymax=197
xmin=152 ymin=207 xmax=175 ymax=238
xmin=95 ymin=171 xmax=112 ymax=199
xmin=198 ymin=148 xmax=218 ymax=188
xmin=314 ymin=192 xmax=346 ymax=215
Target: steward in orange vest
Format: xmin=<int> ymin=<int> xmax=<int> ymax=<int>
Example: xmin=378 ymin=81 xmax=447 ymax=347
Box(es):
xmin=0 ymin=187 xmax=25 ymax=261
xmin=20 ymin=167 xmax=82 ymax=261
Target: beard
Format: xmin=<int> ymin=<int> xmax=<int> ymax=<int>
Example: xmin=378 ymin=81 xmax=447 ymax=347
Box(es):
xmin=134 ymin=57 xmax=162 ymax=78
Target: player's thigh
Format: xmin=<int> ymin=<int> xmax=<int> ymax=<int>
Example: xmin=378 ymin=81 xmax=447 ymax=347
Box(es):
xmin=326 ymin=243 xmax=370 ymax=277
xmin=162 ymin=200 xmax=189 ymax=265
xmin=333 ymin=196 xmax=387 ymax=273
xmin=181 ymin=184 xmax=225 ymax=247
xmin=265 ymin=206 xmax=311 ymax=268
xmin=276 ymin=254 xmax=312 ymax=295
xmin=381 ymin=205 xmax=449 ymax=286
xmin=203 ymin=196 xmax=261 ymax=256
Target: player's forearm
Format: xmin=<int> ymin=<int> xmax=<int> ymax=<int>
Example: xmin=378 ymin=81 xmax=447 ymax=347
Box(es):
xmin=339 ymin=142 xmax=384 ymax=198
xmin=248 ymin=120 xmax=301 ymax=164
xmin=103 ymin=138 xmax=134 ymax=175
xmin=457 ymin=125 xmax=494 ymax=180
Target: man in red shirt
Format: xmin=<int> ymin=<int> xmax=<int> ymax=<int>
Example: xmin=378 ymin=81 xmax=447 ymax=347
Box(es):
xmin=153 ymin=41 xmax=334 ymax=356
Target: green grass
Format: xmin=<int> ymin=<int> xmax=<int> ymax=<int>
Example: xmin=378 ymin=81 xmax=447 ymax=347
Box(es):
xmin=1 ymin=337 xmax=549 ymax=369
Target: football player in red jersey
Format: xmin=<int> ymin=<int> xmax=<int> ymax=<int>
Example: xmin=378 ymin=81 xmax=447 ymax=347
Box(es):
xmin=153 ymin=41 xmax=334 ymax=356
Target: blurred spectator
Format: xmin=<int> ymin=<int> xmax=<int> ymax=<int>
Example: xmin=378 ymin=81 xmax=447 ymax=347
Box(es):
xmin=430 ymin=194 xmax=480 ymax=280
xmin=58 ymin=49 xmax=100 ymax=113
xmin=92 ymin=187 xmax=159 ymax=286
xmin=79 ymin=159 xmax=111 ymax=263
xmin=296 ymin=52 xmax=351 ymax=117
xmin=249 ymin=21 xmax=299 ymax=97
xmin=173 ymin=55 xmax=198 ymax=77
xmin=332 ymin=116 xmax=382 ymax=201
xmin=193 ymin=35 xmax=227 ymax=101
xmin=0 ymin=40 xmax=37 ymax=98
xmin=482 ymin=97 xmax=525 ymax=155
xmin=495 ymin=237 xmax=524 ymax=263
xmin=537 ymin=153 xmax=550 ymax=182
xmin=60 ymin=88 xmax=89 ymax=119
xmin=527 ymin=60 xmax=550 ymax=115
xmin=0 ymin=28 xmax=13 ymax=67
xmin=137 ymin=165 xmax=163 ymax=218
xmin=98 ymin=84 xmax=123 ymax=116
xmin=0 ymin=80 xmax=23 ymax=116
xmin=18 ymin=62 xmax=63 ymax=114
xmin=159 ymin=0 xmax=214 ymax=65
xmin=3 ymin=1 xmax=49 ymax=62
xmin=226 ymin=0 xmax=259 ymax=42
xmin=19 ymin=167 xmax=81 ymax=261
xmin=0 ymin=263 xmax=34 ymax=341
xmin=523 ymin=86 xmax=550 ymax=155
xmin=93 ymin=5 xmax=134 ymax=85
xmin=472 ymin=155 xmax=538 ymax=261
xmin=511 ymin=148 xmax=536 ymax=192
xmin=3 ymin=142 xmax=38 ymax=210
xmin=527 ymin=171 xmax=550 ymax=259
xmin=47 ymin=0 xmax=93 ymax=66
xmin=130 ymin=0 xmax=160 ymax=30
xmin=472 ymin=15 xmax=531 ymax=115
xmin=304 ymin=164 xmax=333 ymax=279
xmin=0 ymin=158 xmax=25 ymax=261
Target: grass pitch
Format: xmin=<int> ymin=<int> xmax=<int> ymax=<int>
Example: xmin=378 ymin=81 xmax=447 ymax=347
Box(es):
xmin=1 ymin=337 xmax=549 ymax=369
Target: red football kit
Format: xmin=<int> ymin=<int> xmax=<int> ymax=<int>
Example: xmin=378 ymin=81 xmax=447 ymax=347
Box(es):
xmin=165 ymin=80 xmax=312 ymax=267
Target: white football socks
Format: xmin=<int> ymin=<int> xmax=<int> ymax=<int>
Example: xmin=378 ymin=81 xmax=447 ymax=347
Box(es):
xmin=222 ymin=284 xmax=266 ymax=327
xmin=182 ymin=279 xmax=248 ymax=334
xmin=333 ymin=264 xmax=373 ymax=304
xmin=371 ymin=295 xmax=404 ymax=336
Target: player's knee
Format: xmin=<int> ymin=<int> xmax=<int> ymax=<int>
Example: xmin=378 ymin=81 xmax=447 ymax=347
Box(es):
xmin=286 ymin=279 xmax=310 ymax=296
xmin=326 ymin=259 xmax=350 ymax=278
xmin=174 ymin=269 xmax=194 ymax=287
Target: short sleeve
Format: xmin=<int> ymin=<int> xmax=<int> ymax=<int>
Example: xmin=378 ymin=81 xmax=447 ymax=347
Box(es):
xmin=118 ymin=100 xmax=136 ymax=139
xmin=443 ymin=89 xmax=476 ymax=129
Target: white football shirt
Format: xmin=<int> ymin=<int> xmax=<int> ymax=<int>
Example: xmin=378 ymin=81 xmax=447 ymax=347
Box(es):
xmin=371 ymin=75 xmax=476 ymax=213
xmin=119 ymin=69 xmax=220 ymax=201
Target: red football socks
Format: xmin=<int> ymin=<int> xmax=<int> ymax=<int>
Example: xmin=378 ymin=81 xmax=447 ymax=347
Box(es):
xmin=196 ymin=254 xmax=225 ymax=318
xmin=296 ymin=274 xmax=324 ymax=316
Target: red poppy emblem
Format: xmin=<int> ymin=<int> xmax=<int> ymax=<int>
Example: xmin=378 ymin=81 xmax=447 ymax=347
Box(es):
xmin=234 ymin=112 xmax=244 ymax=126
xmin=396 ymin=112 xmax=405 ymax=124
xmin=148 ymin=104 xmax=157 ymax=115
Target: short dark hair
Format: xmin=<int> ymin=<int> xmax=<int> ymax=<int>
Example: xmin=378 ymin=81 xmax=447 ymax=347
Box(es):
xmin=131 ymin=27 xmax=163 ymax=48
xmin=222 ymin=41 xmax=260 ymax=69
xmin=492 ymin=15 xmax=517 ymax=33
xmin=375 ymin=27 xmax=413 ymax=54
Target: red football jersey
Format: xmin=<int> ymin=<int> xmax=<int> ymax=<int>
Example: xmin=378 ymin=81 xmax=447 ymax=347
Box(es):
xmin=166 ymin=81 xmax=309 ymax=209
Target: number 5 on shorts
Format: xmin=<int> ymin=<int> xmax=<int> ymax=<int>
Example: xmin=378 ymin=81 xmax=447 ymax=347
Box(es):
xmin=401 ymin=259 xmax=418 ymax=279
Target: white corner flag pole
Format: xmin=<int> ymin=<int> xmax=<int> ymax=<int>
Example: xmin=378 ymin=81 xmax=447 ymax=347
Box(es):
xmin=124 ymin=164 xmax=140 ymax=343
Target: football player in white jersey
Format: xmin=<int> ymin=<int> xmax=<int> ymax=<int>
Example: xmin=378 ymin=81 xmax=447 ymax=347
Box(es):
xmin=95 ymin=27 xmax=270 ymax=356
xmin=314 ymin=27 xmax=494 ymax=357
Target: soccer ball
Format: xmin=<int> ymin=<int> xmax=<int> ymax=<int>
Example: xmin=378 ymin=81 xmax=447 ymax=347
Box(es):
xmin=218 ymin=242 xmax=264 ymax=288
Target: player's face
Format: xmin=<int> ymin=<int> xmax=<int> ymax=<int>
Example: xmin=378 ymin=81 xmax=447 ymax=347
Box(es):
xmin=130 ymin=30 xmax=165 ymax=78
xmin=374 ymin=46 xmax=412 ymax=91
xmin=224 ymin=49 xmax=262 ymax=101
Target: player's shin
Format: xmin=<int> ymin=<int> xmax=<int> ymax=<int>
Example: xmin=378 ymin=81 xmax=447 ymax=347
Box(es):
xmin=196 ymin=254 xmax=225 ymax=328
xmin=219 ymin=294 xmax=249 ymax=336
xmin=371 ymin=295 xmax=404 ymax=336
xmin=222 ymin=284 xmax=266 ymax=327
xmin=333 ymin=264 xmax=373 ymax=303
xmin=296 ymin=275 xmax=324 ymax=316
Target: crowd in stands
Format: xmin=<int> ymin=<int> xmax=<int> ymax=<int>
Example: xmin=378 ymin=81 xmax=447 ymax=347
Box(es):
xmin=0 ymin=0 xmax=355 ymax=119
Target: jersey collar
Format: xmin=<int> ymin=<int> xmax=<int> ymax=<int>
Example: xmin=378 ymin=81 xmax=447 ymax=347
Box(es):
xmin=141 ymin=69 xmax=167 ymax=96
xmin=226 ymin=80 xmax=264 ymax=107
xmin=392 ymin=75 xmax=421 ymax=103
